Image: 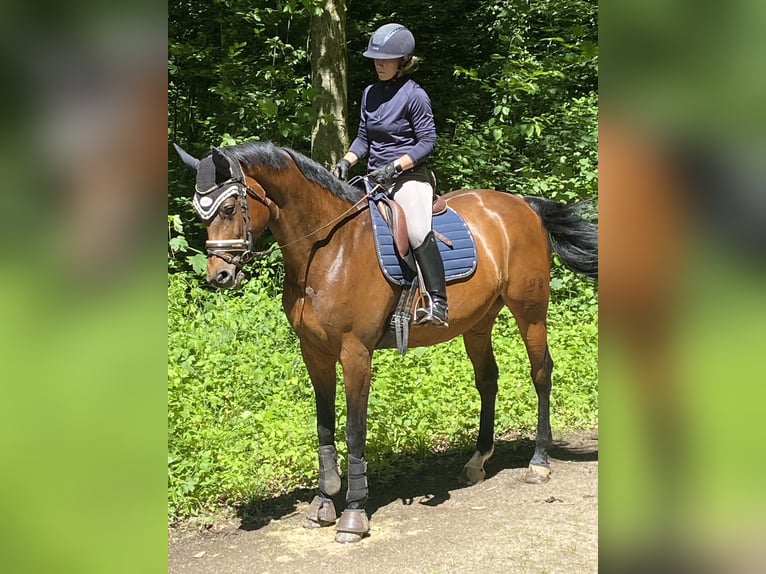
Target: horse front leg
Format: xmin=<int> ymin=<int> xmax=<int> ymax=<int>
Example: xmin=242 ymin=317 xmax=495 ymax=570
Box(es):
xmin=335 ymin=337 xmax=373 ymax=543
xmin=302 ymin=346 xmax=341 ymax=529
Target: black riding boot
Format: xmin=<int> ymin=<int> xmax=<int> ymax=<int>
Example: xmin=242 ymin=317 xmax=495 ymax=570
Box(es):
xmin=413 ymin=231 xmax=448 ymax=327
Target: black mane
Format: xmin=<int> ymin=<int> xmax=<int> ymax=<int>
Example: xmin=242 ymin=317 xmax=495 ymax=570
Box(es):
xmin=224 ymin=140 xmax=365 ymax=203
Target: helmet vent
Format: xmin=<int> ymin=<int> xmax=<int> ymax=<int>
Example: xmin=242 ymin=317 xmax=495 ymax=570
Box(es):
xmin=376 ymin=25 xmax=405 ymax=47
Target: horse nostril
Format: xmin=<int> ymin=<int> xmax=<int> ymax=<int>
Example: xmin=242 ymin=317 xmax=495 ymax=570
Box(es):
xmin=215 ymin=269 xmax=231 ymax=285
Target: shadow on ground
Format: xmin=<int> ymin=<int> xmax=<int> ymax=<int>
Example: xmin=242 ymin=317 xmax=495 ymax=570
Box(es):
xmin=235 ymin=431 xmax=597 ymax=532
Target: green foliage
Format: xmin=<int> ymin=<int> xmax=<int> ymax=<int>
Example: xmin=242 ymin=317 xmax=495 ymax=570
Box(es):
xmin=427 ymin=0 xmax=598 ymax=202
xmin=169 ymin=0 xmax=320 ymax=154
xmin=168 ymin=215 xmax=207 ymax=275
xmin=168 ymin=265 xmax=312 ymax=518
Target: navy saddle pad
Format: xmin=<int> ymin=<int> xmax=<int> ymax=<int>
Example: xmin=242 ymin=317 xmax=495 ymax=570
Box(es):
xmin=369 ymin=198 xmax=478 ymax=286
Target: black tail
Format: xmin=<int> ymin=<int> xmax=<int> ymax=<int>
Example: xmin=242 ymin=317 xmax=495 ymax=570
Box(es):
xmin=524 ymin=196 xmax=598 ymax=279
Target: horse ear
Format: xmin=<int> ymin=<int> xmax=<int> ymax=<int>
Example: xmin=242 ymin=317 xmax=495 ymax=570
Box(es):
xmin=211 ymin=147 xmax=233 ymax=179
xmin=173 ymin=143 xmax=200 ymax=170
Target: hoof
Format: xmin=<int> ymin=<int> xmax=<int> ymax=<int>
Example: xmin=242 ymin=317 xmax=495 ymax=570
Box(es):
xmin=461 ymin=446 xmax=495 ymax=485
xmin=461 ymin=464 xmax=486 ymax=485
xmin=305 ymin=495 xmax=337 ymax=527
xmin=304 ymin=518 xmax=325 ymax=529
xmin=335 ymin=531 xmax=366 ymax=544
xmin=524 ymin=464 xmax=551 ymax=484
xmin=335 ymin=508 xmax=369 ymax=543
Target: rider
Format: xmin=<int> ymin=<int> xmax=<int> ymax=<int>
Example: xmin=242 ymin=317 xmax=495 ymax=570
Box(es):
xmin=333 ymin=23 xmax=447 ymax=327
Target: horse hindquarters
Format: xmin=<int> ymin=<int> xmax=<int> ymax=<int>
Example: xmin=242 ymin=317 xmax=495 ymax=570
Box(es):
xmin=509 ymin=195 xmax=596 ymax=482
xmin=459 ymin=303 xmax=553 ymax=485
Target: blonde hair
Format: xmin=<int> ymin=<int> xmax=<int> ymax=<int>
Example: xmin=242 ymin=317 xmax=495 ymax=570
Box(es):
xmin=400 ymin=55 xmax=421 ymax=75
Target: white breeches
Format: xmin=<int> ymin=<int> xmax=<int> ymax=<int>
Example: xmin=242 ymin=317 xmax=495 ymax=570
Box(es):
xmin=390 ymin=179 xmax=433 ymax=248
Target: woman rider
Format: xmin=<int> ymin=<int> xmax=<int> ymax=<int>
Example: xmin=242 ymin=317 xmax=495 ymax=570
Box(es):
xmin=333 ymin=23 xmax=448 ymax=327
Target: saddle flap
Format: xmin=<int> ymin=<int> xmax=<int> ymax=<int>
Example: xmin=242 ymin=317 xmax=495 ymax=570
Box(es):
xmin=375 ymin=196 xmax=410 ymax=258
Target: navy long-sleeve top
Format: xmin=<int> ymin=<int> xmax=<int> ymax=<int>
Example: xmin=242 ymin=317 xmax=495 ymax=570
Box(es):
xmin=348 ymin=76 xmax=436 ymax=172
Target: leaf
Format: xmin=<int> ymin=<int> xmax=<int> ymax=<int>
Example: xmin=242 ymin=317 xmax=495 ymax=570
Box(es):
xmin=187 ymin=253 xmax=208 ymax=276
xmin=169 ymin=236 xmax=189 ymax=253
xmin=259 ymin=99 xmax=278 ymax=117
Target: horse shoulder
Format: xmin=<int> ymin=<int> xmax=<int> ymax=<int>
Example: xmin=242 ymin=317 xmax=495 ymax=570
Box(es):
xmin=283 ymin=222 xmax=390 ymax=349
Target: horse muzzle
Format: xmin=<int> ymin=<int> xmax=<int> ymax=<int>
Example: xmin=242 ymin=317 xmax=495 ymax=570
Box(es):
xmin=207 ymin=263 xmax=245 ymax=289
xmin=205 ymin=238 xmax=252 ymax=288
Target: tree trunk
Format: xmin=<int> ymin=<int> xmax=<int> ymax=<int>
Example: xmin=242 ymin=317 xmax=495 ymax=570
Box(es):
xmin=310 ymin=1 xmax=348 ymax=167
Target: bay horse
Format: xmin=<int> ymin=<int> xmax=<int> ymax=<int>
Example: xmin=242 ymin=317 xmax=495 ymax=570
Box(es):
xmin=174 ymin=140 xmax=597 ymax=543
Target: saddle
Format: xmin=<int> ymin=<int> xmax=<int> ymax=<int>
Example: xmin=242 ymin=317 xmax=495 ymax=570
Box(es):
xmin=374 ymin=194 xmax=449 ymax=258
xmin=365 ymin=179 xmax=476 ymax=355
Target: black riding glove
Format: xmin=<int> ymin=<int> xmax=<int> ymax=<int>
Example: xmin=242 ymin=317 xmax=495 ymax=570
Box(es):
xmin=332 ymin=158 xmax=351 ymax=180
xmin=368 ymin=161 xmax=401 ymax=185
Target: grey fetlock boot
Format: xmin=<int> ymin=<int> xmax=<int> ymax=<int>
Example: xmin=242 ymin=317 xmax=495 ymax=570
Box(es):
xmin=413 ymin=231 xmax=448 ymax=327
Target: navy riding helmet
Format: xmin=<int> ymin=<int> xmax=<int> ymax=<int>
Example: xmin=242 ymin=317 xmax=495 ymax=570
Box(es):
xmin=362 ymin=23 xmax=415 ymax=59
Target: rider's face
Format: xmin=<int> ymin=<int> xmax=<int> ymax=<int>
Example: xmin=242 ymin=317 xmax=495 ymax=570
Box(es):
xmin=373 ymin=58 xmax=400 ymax=81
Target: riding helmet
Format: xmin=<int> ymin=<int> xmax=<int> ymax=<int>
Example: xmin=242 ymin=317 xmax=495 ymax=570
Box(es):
xmin=362 ymin=23 xmax=415 ymax=59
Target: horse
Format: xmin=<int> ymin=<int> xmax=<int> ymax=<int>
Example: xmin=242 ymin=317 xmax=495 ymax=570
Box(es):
xmin=174 ymin=140 xmax=598 ymax=543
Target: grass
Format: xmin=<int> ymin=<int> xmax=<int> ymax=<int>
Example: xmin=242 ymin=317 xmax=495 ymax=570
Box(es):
xmin=168 ymin=265 xmax=597 ymax=520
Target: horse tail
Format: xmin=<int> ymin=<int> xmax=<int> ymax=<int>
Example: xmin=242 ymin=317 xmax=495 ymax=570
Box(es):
xmin=524 ymin=196 xmax=598 ymax=279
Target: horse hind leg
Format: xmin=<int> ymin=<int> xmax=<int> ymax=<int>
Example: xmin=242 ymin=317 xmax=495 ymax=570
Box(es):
xmin=516 ymin=315 xmax=554 ymax=484
xmin=460 ymin=320 xmax=499 ymax=485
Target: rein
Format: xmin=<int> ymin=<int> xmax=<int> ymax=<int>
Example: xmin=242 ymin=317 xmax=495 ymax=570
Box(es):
xmin=267 ymin=177 xmax=385 ymax=253
xmin=252 ymin=194 xmax=371 ymax=259
xmin=207 ymin=174 xmax=376 ymax=266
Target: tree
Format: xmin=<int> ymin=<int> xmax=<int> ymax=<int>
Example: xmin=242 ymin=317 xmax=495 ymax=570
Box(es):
xmin=310 ymin=0 xmax=348 ymax=166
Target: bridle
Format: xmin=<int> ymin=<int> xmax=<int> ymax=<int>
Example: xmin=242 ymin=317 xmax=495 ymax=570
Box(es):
xmin=199 ymin=168 xmax=374 ymax=271
xmin=196 ymin=163 xmax=279 ymax=269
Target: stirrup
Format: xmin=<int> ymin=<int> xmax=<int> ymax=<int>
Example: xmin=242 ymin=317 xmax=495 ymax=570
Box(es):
xmin=414 ymin=293 xmax=448 ymax=327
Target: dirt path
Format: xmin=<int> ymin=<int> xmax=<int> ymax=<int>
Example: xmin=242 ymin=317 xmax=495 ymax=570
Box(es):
xmin=168 ymin=430 xmax=597 ymax=574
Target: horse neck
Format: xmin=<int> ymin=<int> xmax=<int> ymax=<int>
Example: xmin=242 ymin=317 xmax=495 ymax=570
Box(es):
xmin=250 ymin=163 xmax=360 ymax=279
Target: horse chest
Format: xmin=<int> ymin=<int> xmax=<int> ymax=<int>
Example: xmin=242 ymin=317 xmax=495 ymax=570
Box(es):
xmin=283 ymin=285 xmax=348 ymax=344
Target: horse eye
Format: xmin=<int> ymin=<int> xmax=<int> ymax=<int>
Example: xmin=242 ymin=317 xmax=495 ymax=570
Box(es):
xmin=221 ymin=204 xmax=236 ymax=218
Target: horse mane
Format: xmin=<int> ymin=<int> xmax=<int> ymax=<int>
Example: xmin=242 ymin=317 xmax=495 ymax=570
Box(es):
xmin=224 ymin=140 xmax=365 ymax=204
